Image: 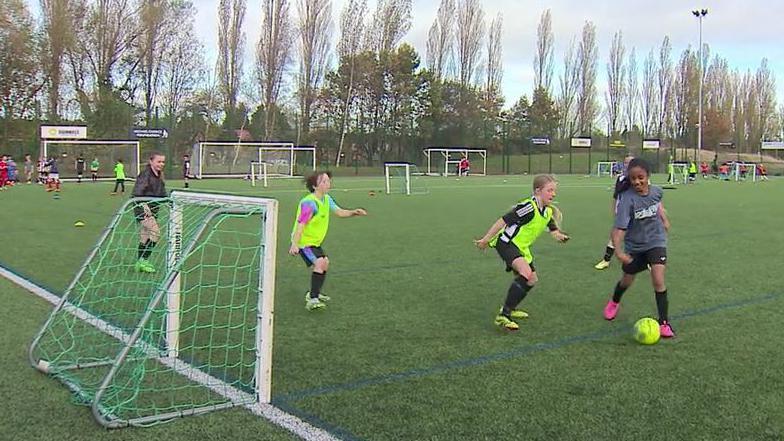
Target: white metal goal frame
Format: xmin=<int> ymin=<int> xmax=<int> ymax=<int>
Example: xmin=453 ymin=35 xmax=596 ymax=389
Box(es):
xmin=196 ymin=142 xmax=316 ymax=179
xmin=41 ymin=139 xmax=141 ymax=181
xmin=423 ymin=148 xmax=487 ymax=176
xmin=596 ymin=161 xmax=618 ymax=177
xmin=27 ymin=191 xmax=279 ymax=428
xmin=250 ymin=161 xmax=269 ymax=187
xmin=667 ymin=163 xmax=690 ymax=185
xmin=730 ymin=162 xmax=757 ymax=182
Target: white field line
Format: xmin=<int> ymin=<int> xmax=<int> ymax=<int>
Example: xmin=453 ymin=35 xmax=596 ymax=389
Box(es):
xmin=0 ymin=265 xmax=341 ymax=441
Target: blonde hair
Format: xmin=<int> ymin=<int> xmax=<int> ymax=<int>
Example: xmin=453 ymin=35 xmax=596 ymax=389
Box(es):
xmin=532 ymin=174 xmax=557 ymax=192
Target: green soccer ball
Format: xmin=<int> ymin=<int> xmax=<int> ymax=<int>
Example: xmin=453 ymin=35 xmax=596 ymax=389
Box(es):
xmin=633 ymin=317 xmax=660 ymax=345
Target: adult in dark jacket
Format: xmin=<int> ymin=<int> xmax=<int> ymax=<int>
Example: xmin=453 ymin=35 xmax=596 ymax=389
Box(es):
xmin=132 ymin=152 xmax=167 ymax=273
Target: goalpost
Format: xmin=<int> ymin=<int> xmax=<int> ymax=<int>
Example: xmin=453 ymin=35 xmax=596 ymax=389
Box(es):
xmin=731 ymin=162 xmax=757 ymax=182
xmin=667 ymin=163 xmax=689 ymax=185
xmin=42 ymin=140 xmax=141 ymax=180
xmin=596 ymin=161 xmax=618 ymax=177
xmin=29 ymin=191 xmax=278 ymax=428
xmin=250 ymin=161 xmax=269 ymax=187
xmin=423 ymin=148 xmax=487 ymax=176
xmin=195 ymin=142 xmax=316 ymax=179
xmin=384 ymin=162 xmax=428 ymax=195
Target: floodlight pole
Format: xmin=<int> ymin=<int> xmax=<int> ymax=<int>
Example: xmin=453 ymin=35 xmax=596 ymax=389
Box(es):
xmin=693 ymin=9 xmax=708 ymax=161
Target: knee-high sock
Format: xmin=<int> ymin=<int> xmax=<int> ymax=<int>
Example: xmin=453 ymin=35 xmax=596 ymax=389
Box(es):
xmin=612 ymin=281 xmax=628 ymax=303
xmin=310 ymin=272 xmax=326 ymax=299
xmin=502 ymin=275 xmax=532 ymax=316
xmin=655 ymin=290 xmax=669 ymax=322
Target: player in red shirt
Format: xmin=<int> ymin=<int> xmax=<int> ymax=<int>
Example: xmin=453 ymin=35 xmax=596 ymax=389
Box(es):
xmin=0 ymin=155 xmax=8 ymax=190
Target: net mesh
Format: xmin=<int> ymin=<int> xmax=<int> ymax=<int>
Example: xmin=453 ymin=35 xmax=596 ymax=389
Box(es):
xmin=30 ymin=193 xmax=273 ymax=426
xmin=43 ymin=142 xmax=140 ymax=180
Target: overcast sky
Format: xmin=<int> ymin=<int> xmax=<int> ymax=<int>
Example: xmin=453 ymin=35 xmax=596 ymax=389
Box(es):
xmin=194 ymin=0 xmax=784 ymax=107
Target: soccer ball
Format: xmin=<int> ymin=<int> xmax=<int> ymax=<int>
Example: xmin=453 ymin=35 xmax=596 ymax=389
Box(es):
xmin=633 ymin=317 xmax=660 ymax=345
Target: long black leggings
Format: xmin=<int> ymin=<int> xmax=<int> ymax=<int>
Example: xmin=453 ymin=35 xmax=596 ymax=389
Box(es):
xmin=113 ymin=179 xmax=125 ymax=193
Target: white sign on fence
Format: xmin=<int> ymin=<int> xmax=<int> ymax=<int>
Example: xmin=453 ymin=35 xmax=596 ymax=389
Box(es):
xmin=642 ymin=139 xmax=661 ymax=150
xmin=761 ymin=141 xmax=784 ymax=150
xmin=570 ymin=137 xmax=592 ymax=148
xmin=40 ymin=125 xmax=88 ymax=140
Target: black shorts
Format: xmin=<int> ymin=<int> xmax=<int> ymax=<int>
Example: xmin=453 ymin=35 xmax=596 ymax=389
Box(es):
xmin=622 ymin=247 xmax=667 ymax=275
xmin=494 ymin=241 xmax=535 ymax=273
xmin=299 ymin=246 xmax=327 ymax=267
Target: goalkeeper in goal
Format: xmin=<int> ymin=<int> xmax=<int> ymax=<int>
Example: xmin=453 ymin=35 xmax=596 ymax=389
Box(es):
xmin=132 ymin=152 xmax=168 ymax=273
xmin=289 ymin=171 xmax=367 ymax=311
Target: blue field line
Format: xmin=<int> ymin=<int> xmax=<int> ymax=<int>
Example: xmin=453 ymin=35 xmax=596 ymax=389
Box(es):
xmin=276 ymin=291 xmax=782 ymax=404
xmin=273 ymin=399 xmax=365 ymax=441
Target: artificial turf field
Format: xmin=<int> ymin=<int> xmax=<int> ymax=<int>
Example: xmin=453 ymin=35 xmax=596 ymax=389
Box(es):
xmin=1 ymin=173 xmax=783 ymax=441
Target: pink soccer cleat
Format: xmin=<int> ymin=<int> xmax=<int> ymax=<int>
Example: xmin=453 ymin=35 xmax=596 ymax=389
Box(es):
xmin=603 ymin=300 xmax=620 ymax=321
xmin=659 ymin=321 xmax=675 ymax=338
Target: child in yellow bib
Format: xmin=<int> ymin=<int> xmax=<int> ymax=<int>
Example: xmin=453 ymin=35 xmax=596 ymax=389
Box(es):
xmin=474 ymin=175 xmax=569 ymax=331
xmin=290 ymin=171 xmax=367 ymax=311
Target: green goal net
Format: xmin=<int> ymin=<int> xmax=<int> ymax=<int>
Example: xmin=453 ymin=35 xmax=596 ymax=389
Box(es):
xmin=28 ymin=191 xmax=278 ymax=428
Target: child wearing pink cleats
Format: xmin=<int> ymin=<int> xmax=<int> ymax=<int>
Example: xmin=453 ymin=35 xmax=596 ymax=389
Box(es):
xmin=603 ymin=158 xmax=675 ymax=338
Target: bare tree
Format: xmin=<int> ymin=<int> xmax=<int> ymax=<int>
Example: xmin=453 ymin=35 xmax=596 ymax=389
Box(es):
xmin=39 ymin=0 xmax=76 ymax=120
xmin=0 ymin=0 xmax=43 ymax=124
xmin=455 ymin=0 xmax=484 ymax=87
xmin=656 ymin=36 xmax=673 ymax=136
xmin=82 ymin=0 xmax=139 ymax=97
xmin=425 ymin=0 xmax=455 ymax=80
xmin=576 ymin=21 xmax=598 ymax=134
xmin=557 ymin=36 xmax=579 ymax=139
xmin=137 ymin=0 xmax=173 ymax=124
xmin=367 ymin=0 xmax=412 ymax=54
xmin=755 ymin=58 xmax=777 ymax=139
xmin=641 ymin=48 xmax=657 ymax=135
xmin=533 ymin=8 xmax=554 ymax=94
xmin=624 ymin=46 xmax=638 ymax=132
xmin=296 ymin=0 xmax=332 ymax=137
xmin=217 ymin=0 xmax=246 ymax=120
xmin=485 ymin=12 xmax=502 ymax=96
xmin=605 ymin=30 xmax=625 ymax=134
xmin=257 ymin=0 xmax=293 ymax=139
xmin=335 ymin=0 xmax=367 ymax=166
xmin=160 ymin=1 xmax=204 ymax=125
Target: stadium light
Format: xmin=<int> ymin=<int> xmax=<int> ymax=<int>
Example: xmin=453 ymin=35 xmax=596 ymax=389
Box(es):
xmin=692 ymin=8 xmax=708 ymax=159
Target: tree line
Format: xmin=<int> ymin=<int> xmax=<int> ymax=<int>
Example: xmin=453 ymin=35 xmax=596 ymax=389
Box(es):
xmin=1 ymin=0 xmax=782 ymax=166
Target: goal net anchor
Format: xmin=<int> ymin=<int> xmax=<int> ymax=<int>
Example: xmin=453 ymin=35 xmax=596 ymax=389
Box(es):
xmin=28 ymin=191 xmax=278 ymax=428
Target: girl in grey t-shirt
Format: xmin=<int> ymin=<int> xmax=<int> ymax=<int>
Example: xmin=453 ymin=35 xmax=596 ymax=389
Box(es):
xmin=602 ymin=158 xmax=675 ymax=338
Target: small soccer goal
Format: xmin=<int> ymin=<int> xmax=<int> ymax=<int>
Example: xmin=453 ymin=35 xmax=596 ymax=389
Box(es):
xmin=731 ymin=162 xmax=757 ymax=182
xmin=596 ymin=161 xmax=618 ymax=177
xmin=42 ymin=139 xmax=141 ymax=181
xmin=384 ymin=162 xmax=428 ymax=195
xmin=29 ymin=191 xmax=278 ymax=428
xmin=195 ymin=142 xmax=316 ymax=179
xmin=423 ymin=148 xmax=487 ymax=176
xmin=250 ymin=161 xmax=269 ymax=187
xmin=667 ymin=163 xmax=689 ymax=185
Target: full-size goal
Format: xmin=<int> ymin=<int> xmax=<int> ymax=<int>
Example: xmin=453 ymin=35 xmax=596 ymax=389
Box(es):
xmin=29 ymin=191 xmax=278 ymax=428
xmin=42 ymin=139 xmax=141 ymax=180
xmin=194 ymin=142 xmax=315 ymax=179
xmin=423 ymin=148 xmax=487 ymax=176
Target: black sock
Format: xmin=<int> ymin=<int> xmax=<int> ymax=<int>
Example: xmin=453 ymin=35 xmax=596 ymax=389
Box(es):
xmin=655 ymin=290 xmax=669 ymax=323
xmin=310 ymin=272 xmax=326 ymax=299
xmin=501 ymin=275 xmax=532 ymax=316
xmin=184 ymin=181 xmax=189 ymax=188
xmin=138 ymin=240 xmax=150 ymax=259
xmin=612 ymin=281 xmax=628 ymax=303
xmin=603 ymin=245 xmax=615 ymax=262
xmin=142 ymin=241 xmax=157 ymax=259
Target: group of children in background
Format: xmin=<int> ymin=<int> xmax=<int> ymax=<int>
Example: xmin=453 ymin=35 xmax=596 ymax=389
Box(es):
xmin=0 ymin=153 xmax=127 ymax=193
